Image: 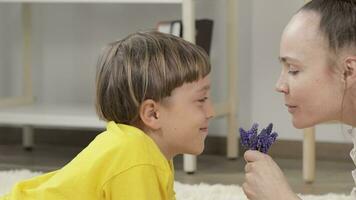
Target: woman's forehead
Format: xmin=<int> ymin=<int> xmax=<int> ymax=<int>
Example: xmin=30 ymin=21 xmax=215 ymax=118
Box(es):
xmin=281 ymin=16 xmax=331 ymax=66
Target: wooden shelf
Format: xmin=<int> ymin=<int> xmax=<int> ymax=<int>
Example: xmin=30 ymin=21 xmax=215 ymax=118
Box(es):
xmin=0 ymin=0 xmax=182 ymax=3
xmin=0 ymin=104 xmax=105 ymax=129
xmin=0 ymin=101 xmax=228 ymax=129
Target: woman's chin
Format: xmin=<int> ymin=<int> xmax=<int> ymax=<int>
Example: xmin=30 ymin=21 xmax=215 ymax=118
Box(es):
xmin=292 ymin=119 xmax=314 ymax=129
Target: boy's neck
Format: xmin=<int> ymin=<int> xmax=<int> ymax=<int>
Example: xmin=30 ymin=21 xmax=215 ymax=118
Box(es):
xmin=136 ymin=123 xmax=175 ymax=160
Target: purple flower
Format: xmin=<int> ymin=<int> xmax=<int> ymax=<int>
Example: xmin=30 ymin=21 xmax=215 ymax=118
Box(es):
xmin=239 ymin=123 xmax=258 ymax=147
xmin=239 ymin=123 xmax=278 ymax=153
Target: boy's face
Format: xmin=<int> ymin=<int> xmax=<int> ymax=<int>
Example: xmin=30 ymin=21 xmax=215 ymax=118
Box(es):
xmin=158 ymin=75 xmax=214 ymax=157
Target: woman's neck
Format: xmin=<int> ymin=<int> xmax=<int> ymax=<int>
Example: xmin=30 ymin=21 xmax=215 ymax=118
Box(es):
xmin=341 ymin=88 xmax=356 ymax=126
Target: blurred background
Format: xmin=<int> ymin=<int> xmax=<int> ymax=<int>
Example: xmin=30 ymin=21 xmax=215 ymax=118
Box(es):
xmin=0 ymin=0 xmax=353 ymax=195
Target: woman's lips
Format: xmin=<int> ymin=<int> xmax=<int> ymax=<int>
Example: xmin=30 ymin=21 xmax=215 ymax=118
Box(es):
xmin=285 ymin=104 xmax=297 ymax=113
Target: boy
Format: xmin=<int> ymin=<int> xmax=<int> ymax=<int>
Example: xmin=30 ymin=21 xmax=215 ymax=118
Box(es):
xmin=1 ymin=31 xmax=214 ymax=200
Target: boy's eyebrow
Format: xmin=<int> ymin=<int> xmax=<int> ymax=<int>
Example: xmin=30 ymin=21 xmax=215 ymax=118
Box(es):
xmin=198 ymin=85 xmax=211 ymax=92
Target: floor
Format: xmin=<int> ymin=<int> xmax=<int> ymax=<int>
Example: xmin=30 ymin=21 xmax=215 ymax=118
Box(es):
xmin=0 ymin=144 xmax=354 ymax=195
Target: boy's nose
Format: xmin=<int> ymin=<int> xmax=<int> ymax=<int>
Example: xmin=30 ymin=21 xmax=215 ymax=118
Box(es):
xmin=207 ymin=100 xmax=215 ymax=119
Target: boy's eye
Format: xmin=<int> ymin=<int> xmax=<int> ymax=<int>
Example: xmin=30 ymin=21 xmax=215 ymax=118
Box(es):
xmin=198 ymin=97 xmax=208 ymax=103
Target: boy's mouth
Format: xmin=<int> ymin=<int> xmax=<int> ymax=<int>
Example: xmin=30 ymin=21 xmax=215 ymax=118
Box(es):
xmin=200 ymin=127 xmax=208 ymax=133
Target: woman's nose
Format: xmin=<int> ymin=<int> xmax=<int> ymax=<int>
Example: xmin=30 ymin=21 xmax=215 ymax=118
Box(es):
xmin=275 ymin=76 xmax=289 ymax=94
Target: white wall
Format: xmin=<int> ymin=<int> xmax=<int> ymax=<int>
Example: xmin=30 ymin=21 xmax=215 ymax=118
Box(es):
xmin=31 ymin=3 xmax=183 ymax=105
xmin=0 ymin=1 xmax=238 ymax=136
xmin=198 ymin=0 xmax=253 ymax=137
xmin=0 ymin=4 xmax=23 ymax=98
xmin=29 ymin=2 xmax=230 ymax=106
xmin=0 ymin=0 xmax=350 ymax=143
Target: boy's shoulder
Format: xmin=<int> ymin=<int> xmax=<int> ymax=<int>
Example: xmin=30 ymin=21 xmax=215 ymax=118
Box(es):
xmin=104 ymin=121 xmax=150 ymax=148
xmin=92 ymin=122 xmax=160 ymax=164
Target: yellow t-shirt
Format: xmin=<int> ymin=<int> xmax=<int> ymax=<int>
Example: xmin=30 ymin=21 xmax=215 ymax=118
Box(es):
xmin=1 ymin=122 xmax=175 ymax=200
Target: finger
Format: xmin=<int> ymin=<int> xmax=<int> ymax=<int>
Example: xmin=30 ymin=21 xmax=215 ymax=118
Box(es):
xmin=244 ymin=172 xmax=254 ymax=184
xmin=244 ymin=162 xmax=253 ymax=173
xmin=242 ymin=182 xmax=255 ymax=200
xmin=244 ymin=150 xmax=264 ymax=162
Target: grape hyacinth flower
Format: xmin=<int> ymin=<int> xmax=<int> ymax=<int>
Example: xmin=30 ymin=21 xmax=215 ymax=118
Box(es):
xmin=239 ymin=123 xmax=278 ymax=153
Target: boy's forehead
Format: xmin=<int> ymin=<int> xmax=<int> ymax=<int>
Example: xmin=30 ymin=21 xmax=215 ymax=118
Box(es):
xmin=197 ymin=84 xmax=211 ymax=92
xmin=192 ymin=77 xmax=211 ymax=95
xmin=174 ymin=76 xmax=211 ymax=94
xmin=196 ymin=75 xmax=211 ymax=88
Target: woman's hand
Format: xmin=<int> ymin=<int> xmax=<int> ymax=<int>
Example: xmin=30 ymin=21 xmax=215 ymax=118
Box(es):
xmin=242 ymin=150 xmax=300 ymax=200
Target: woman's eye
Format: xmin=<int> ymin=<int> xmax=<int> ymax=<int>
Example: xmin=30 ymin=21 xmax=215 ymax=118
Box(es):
xmin=288 ymin=70 xmax=299 ymax=75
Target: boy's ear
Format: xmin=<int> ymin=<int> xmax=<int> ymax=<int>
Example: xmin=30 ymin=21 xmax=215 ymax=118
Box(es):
xmin=343 ymin=56 xmax=356 ymax=88
xmin=139 ymin=99 xmax=161 ymax=130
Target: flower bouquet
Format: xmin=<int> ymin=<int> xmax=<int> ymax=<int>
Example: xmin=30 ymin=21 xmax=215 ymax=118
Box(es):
xmin=239 ymin=123 xmax=278 ymax=153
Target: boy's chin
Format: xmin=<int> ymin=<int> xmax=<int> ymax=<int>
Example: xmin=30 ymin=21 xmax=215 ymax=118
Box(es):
xmin=189 ymin=147 xmax=205 ymax=155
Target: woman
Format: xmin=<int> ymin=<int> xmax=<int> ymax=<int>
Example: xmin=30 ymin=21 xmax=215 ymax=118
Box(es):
xmin=242 ymin=1 xmax=356 ymax=200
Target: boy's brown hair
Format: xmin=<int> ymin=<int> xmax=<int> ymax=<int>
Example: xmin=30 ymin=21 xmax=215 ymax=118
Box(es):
xmin=95 ymin=31 xmax=211 ymax=124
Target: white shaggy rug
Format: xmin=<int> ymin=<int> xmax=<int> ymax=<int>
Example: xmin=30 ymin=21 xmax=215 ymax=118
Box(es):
xmin=0 ymin=169 xmax=353 ymax=200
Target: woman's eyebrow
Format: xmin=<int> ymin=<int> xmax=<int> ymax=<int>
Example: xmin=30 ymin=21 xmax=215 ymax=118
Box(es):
xmin=278 ymin=56 xmax=301 ymax=64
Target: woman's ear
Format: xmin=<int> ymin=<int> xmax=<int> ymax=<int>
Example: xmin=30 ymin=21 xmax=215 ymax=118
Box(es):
xmin=139 ymin=99 xmax=161 ymax=130
xmin=342 ymin=56 xmax=356 ymax=87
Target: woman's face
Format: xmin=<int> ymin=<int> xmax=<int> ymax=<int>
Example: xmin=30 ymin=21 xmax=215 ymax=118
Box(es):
xmin=276 ymin=11 xmax=345 ymax=129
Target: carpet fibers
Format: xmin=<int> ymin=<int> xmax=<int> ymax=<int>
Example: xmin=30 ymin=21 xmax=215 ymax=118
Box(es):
xmin=0 ymin=170 xmax=353 ymax=200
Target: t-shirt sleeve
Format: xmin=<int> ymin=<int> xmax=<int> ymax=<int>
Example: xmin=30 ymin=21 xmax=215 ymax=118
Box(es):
xmin=102 ymin=165 xmax=167 ymax=200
